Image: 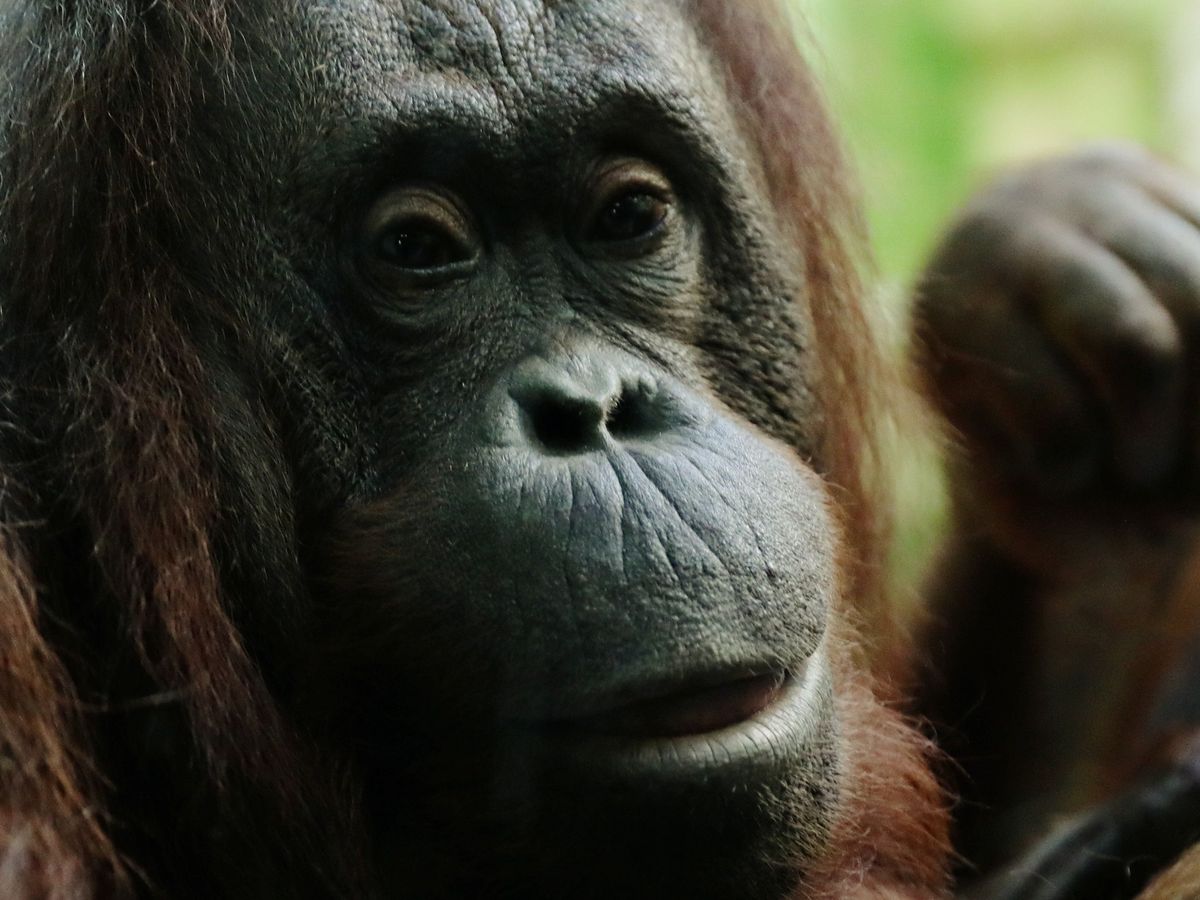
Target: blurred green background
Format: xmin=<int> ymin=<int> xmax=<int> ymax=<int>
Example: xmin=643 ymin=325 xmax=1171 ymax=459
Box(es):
xmin=791 ymin=0 xmax=1200 ymax=594
xmin=801 ymin=0 xmax=1199 ymax=284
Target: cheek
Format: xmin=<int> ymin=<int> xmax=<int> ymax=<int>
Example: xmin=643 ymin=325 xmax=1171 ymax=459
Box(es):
xmin=313 ymin=404 xmax=846 ymax=888
xmin=699 ymin=315 xmax=821 ymax=459
xmin=688 ymin=242 xmax=819 ymax=452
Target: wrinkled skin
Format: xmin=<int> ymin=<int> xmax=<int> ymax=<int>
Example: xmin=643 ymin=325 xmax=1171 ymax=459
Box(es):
xmin=4 ymin=0 xmax=945 ymax=897
xmin=8 ymin=0 xmax=1200 ymax=895
xmin=913 ymin=144 xmax=1200 ymax=893
xmin=226 ymin=2 xmax=838 ymax=897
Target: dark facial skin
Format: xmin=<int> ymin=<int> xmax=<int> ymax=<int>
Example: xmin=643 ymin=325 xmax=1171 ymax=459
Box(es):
xmin=203 ymin=2 xmax=840 ymax=897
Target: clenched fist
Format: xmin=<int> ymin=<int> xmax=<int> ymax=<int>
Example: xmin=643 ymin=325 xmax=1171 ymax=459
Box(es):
xmin=916 ymin=143 xmax=1200 ymax=499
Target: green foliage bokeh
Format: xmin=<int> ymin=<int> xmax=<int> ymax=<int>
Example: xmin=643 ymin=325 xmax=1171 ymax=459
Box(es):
xmin=801 ymin=0 xmax=1188 ymax=285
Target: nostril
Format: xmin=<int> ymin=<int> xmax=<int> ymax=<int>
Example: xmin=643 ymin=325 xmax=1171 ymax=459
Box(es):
xmin=606 ymin=391 xmax=656 ymax=440
xmin=607 ymin=376 xmax=667 ymax=442
xmin=524 ymin=395 xmax=606 ymax=455
xmin=509 ymin=366 xmax=672 ymax=456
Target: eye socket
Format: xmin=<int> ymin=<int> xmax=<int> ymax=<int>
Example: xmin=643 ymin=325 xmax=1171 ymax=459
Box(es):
xmin=359 ymin=185 xmax=479 ymax=285
xmin=582 ymin=158 xmax=676 ymax=254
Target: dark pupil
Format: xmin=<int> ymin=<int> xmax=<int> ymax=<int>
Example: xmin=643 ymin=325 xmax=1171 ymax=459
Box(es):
xmin=378 ymin=223 xmax=458 ymax=271
xmin=599 ymin=192 xmax=665 ymax=241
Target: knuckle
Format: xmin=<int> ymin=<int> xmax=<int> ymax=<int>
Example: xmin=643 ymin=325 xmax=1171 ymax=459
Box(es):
xmin=950 ymin=206 xmax=1017 ymax=243
xmin=928 ymin=206 xmax=1026 ymax=274
xmin=1066 ymin=140 xmax=1153 ymax=174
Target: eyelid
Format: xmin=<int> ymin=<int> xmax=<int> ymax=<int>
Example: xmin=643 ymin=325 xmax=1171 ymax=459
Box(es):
xmin=586 ymin=157 xmax=674 ymax=206
xmin=362 ymin=185 xmax=474 ymax=241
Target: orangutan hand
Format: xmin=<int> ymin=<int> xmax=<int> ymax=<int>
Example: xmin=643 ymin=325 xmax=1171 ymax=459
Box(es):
xmin=915 ymin=143 xmax=1200 ymax=502
xmin=967 ymin=742 xmax=1200 ymax=900
xmin=913 ymin=147 xmax=1200 ymax=872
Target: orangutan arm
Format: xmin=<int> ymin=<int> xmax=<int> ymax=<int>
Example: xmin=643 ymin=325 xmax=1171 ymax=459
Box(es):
xmin=912 ymin=143 xmax=1200 ymax=874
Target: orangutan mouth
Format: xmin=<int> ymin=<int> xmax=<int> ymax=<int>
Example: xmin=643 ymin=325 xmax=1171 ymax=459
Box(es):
xmin=564 ymin=669 xmax=794 ymax=739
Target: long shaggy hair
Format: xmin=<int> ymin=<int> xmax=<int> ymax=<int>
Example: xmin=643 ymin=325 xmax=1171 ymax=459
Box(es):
xmin=0 ymin=1 xmax=948 ymax=896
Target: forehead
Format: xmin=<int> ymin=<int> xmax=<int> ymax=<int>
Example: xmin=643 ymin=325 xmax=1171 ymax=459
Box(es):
xmin=377 ymin=0 xmax=690 ymax=80
xmin=286 ymin=0 xmax=717 ymax=138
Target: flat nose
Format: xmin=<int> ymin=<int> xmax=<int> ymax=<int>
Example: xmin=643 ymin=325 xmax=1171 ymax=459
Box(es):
xmin=506 ymin=353 xmax=673 ymax=456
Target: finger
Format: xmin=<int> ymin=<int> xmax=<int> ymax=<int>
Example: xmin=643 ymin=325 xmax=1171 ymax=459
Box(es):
xmin=1062 ymin=142 xmax=1200 ymax=229
xmin=1010 ymin=216 xmax=1184 ymax=488
xmin=1129 ymin=160 xmax=1200 ymax=230
xmin=1067 ymin=186 xmax=1200 ymax=484
xmin=1069 ymin=182 xmax=1200 ymax=331
xmin=917 ymin=283 xmax=1102 ymax=494
xmin=968 ymin=763 xmax=1200 ymax=900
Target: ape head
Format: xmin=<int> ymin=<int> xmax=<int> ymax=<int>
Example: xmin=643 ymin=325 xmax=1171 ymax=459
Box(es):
xmin=0 ymin=2 xmax=946 ymax=898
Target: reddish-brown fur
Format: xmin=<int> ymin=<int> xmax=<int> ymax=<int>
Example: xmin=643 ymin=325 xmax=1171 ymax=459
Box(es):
xmin=693 ymin=8 xmax=951 ymax=890
xmin=0 ymin=1 xmax=950 ymax=896
xmin=1141 ymin=844 xmax=1200 ymax=899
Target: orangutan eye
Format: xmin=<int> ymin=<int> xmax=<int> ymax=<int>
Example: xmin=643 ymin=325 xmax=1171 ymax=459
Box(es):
xmin=360 ymin=186 xmax=480 ymax=284
xmin=582 ymin=158 xmax=677 ymax=256
xmin=591 ymin=191 xmax=671 ymax=244
xmin=374 ymin=219 xmax=472 ymax=272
